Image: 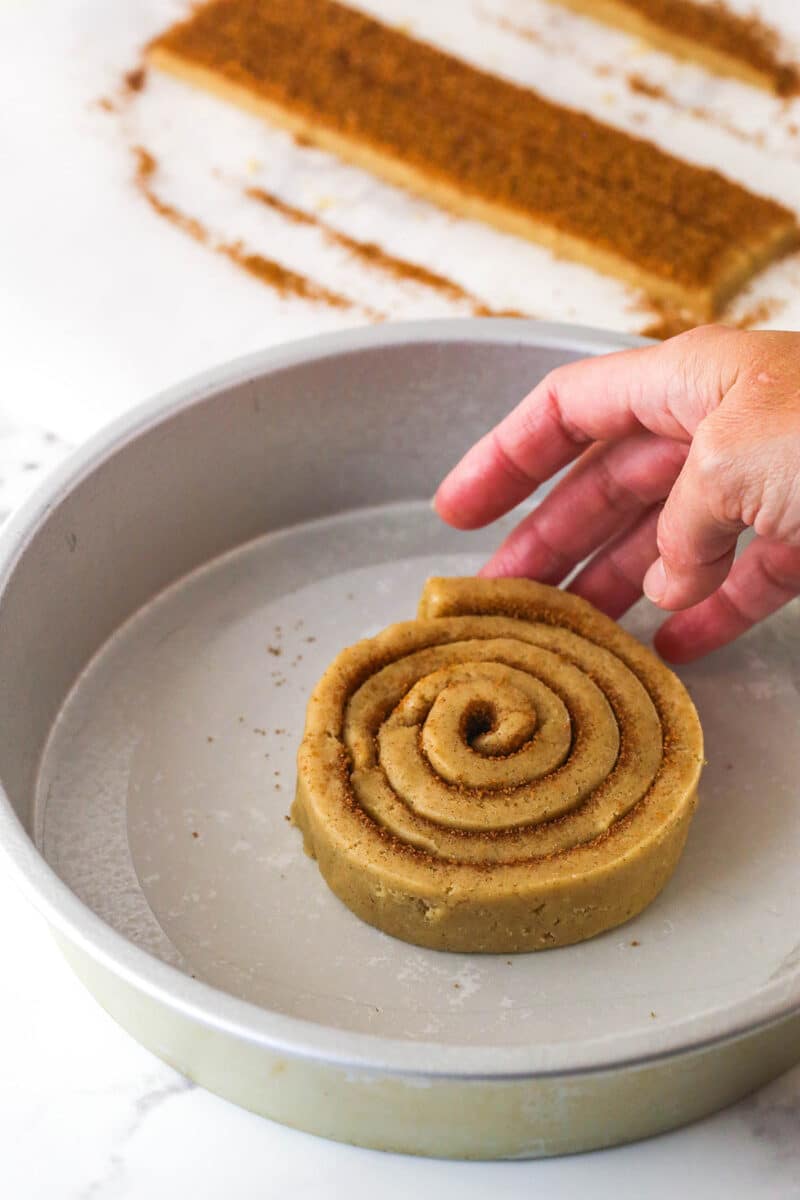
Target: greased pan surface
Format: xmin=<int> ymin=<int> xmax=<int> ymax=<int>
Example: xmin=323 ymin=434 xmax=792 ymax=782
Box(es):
xmin=0 ymin=321 xmax=799 ymax=1158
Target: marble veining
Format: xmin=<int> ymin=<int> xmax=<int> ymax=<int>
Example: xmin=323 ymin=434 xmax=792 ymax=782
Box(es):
xmin=76 ymin=1075 xmax=195 ymax=1200
xmin=735 ymin=1076 xmax=800 ymax=1166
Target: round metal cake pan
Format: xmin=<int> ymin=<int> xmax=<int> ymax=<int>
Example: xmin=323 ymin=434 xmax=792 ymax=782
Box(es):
xmin=1 ymin=319 xmax=799 ymax=1160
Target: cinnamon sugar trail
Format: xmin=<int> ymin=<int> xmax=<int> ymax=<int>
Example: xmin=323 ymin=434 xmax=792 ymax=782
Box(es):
xmin=132 ymin=146 xmax=361 ymax=312
xmin=124 ymin=66 xmax=147 ymax=94
xmin=134 ymin=146 xmax=208 ymax=243
xmin=221 ymin=240 xmax=352 ymax=308
xmin=148 ymin=0 xmax=798 ymax=320
xmin=545 ymin=0 xmax=799 ymax=96
xmin=487 ymin=18 xmax=789 ymax=162
xmin=245 ymin=186 xmax=524 ymax=317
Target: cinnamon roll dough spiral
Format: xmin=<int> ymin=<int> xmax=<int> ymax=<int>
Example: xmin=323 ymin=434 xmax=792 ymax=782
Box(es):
xmin=292 ymin=578 xmax=703 ymax=952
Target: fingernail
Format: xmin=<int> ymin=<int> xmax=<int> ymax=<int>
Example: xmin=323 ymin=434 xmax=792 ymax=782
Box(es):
xmin=430 ymin=495 xmax=440 ymax=513
xmin=643 ymin=558 xmax=667 ymax=604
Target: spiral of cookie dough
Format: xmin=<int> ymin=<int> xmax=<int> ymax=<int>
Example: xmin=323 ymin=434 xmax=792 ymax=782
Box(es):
xmin=293 ymin=578 xmax=703 ymax=952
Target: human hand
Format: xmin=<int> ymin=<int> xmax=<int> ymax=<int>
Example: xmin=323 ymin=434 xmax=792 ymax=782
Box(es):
xmin=434 ymin=327 xmax=800 ymax=663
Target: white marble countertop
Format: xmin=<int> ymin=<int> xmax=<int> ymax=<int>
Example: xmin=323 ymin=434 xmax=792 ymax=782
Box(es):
xmin=2 ymin=0 xmax=800 ymax=1192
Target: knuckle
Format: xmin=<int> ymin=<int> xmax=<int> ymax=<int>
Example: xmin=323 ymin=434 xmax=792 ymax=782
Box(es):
xmin=529 ymin=524 xmax=569 ymax=577
xmin=687 ymin=421 xmax=744 ymax=527
xmin=671 ymin=323 xmax=723 ymax=348
xmin=592 ymin=455 xmax=632 ymax=514
xmin=752 ymin=503 xmax=782 ymax=542
xmin=541 ymin=362 xmax=573 ymax=394
xmin=493 ymin=532 xmax=539 ymax=579
xmin=602 ymin=551 xmax=640 ymax=590
xmin=512 ymin=401 xmax=545 ymax=453
xmin=656 ymin=503 xmax=725 ymax=573
xmin=655 ymin=507 xmax=690 ymax=567
xmin=670 ymin=326 xmax=742 ymax=409
xmin=538 ymin=367 xmax=589 ymax=448
xmin=490 ymin=428 xmax=533 ymax=490
xmin=690 ymin=418 xmax=732 ymax=477
xmin=714 ymin=583 xmax=754 ymax=627
xmin=758 ymin=546 xmax=800 ymax=595
xmin=751 ymin=463 xmax=800 ymax=542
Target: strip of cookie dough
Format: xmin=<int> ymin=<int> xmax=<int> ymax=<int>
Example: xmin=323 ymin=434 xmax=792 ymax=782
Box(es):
xmin=544 ymin=0 xmax=799 ymax=96
xmin=148 ymin=0 xmax=798 ymax=318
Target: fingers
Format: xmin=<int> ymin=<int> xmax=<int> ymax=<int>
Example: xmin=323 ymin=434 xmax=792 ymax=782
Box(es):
xmin=642 ymin=424 xmax=744 ymax=611
xmin=479 ymin=434 xmax=687 ymax=580
xmin=434 ymin=325 xmax=740 ymax=530
xmin=434 ymin=369 xmax=592 ymax=530
xmin=569 ymin=506 xmax=661 ymax=618
xmin=655 ymin=538 xmax=800 ymax=663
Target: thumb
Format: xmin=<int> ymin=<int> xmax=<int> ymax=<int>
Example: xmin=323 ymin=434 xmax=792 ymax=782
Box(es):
xmin=643 ymin=422 xmax=743 ymax=611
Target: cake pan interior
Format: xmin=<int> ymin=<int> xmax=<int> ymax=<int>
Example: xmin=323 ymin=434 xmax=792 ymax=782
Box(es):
xmin=1 ymin=321 xmax=799 ymax=1079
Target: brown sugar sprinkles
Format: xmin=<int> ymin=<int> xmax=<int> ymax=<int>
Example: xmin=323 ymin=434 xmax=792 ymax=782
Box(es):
xmin=146 ymin=0 xmax=799 ymax=324
xmin=543 ymin=0 xmax=800 ymax=97
xmin=132 ymin=147 xmax=369 ymax=314
xmin=243 ymin=186 xmax=524 ymax=318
